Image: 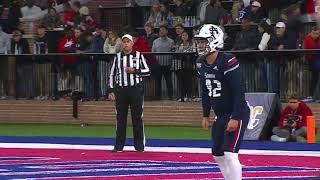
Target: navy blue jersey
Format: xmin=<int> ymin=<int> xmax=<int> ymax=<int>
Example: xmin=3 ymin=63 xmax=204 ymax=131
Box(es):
xmin=196 ymin=52 xmax=248 ymax=121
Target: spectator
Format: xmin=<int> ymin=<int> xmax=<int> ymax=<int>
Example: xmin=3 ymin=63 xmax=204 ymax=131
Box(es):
xmin=284 ymin=4 xmax=303 ymax=49
xmin=103 ymin=30 xmax=122 ymax=53
xmin=148 ymin=2 xmax=162 ymax=27
xmin=219 ymin=26 xmax=233 ymax=51
xmin=232 ymin=14 xmax=259 ymax=50
xmin=152 ymin=25 xmax=174 ymax=100
xmin=271 ymin=94 xmax=313 ymax=143
xmin=274 ymin=21 xmax=287 ymax=50
xmin=159 ymin=3 xmax=174 ymax=27
xmin=132 ymin=32 xmax=151 ymax=53
xmin=198 ymin=0 xmax=210 ymax=23
xmin=75 ymin=31 xmax=96 ymax=54
xmin=7 ymin=0 xmax=22 ymax=33
xmin=257 ymin=18 xmax=276 ymax=50
xmin=10 ymin=29 xmax=35 ymax=99
xmin=42 ymin=7 xmax=61 ymax=30
xmin=132 ymin=31 xmax=157 ymax=65
xmin=204 ymin=0 xmax=228 ymax=25
xmin=34 ymin=24 xmax=51 ymax=101
xmin=184 ymin=0 xmax=198 ymax=16
xmin=20 ymin=0 xmax=42 ymax=17
xmin=306 ymin=0 xmax=316 ymax=15
xmin=143 ymin=22 xmax=158 ymax=48
xmin=175 ymin=31 xmax=196 ymax=102
xmin=90 ymin=26 xmax=105 ymax=100
xmin=56 ymin=27 xmax=78 ymax=99
xmin=71 ymin=1 xmax=81 ymax=27
xmin=48 ymin=0 xmax=58 ymax=8
xmin=0 ymin=3 xmax=10 ymax=33
xmin=0 ymin=25 xmax=10 ymax=54
xmin=63 ymin=2 xmax=75 ymax=27
xmin=78 ymin=6 xmax=96 ymax=31
xmin=303 ymin=26 xmax=320 ymax=102
xmin=74 ymin=27 xmax=82 ymax=39
xmin=173 ymin=0 xmax=187 ymax=18
xmin=176 ymin=31 xmax=196 ymax=53
xmin=131 ymin=31 xmax=159 ymax=83
xmin=92 ymin=26 xmax=105 ymax=53
xmin=174 ymin=23 xmax=185 ymax=48
xmin=101 ymin=29 xmax=107 ymax=40
xmin=100 ymin=29 xmax=121 ymax=99
xmin=72 ymin=1 xmax=81 ymax=12
xmin=76 ymin=31 xmax=95 ymax=100
xmin=241 ymin=1 xmax=264 ymax=23
xmin=0 ymin=24 xmax=10 ymax=99
xmin=257 ymin=18 xmax=278 ymax=92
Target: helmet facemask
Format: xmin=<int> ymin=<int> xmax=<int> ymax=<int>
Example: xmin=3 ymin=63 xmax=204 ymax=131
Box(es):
xmin=195 ymin=38 xmax=211 ymax=56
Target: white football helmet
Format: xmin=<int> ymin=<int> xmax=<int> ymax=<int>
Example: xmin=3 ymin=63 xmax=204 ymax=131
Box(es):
xmin=194 ymin=24 xmax=224 ymax=56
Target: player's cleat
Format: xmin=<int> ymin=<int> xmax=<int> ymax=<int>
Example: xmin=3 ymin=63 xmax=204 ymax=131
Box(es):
xmin=136 ymin=149 xmax=144 ymax=153
xmin=111 ymin=148 xmax=123 ymax=153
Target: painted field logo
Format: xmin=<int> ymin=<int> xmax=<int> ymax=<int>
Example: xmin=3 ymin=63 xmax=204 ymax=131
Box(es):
xmin=0 ymin=159 xmax=318 ymax=179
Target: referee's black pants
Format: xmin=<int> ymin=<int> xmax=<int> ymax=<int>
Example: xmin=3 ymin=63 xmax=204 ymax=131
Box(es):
xmin=114 ymin=85 xmax=144 ymax=151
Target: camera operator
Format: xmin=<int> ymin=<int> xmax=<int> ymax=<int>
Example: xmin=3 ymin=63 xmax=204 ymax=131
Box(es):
xmin=271 ymin=94 xmax=313 ymax=143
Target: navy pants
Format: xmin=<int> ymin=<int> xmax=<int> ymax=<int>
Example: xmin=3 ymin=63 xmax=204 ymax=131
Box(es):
xmin=211 ymin=110 xmax=249 ymax=156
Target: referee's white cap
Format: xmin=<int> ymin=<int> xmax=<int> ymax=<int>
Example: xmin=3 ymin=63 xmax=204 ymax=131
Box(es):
xmin=121 ymin=34 xmax=133 ymax=41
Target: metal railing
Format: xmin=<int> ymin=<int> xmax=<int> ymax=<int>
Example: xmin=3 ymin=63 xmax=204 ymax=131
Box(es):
xmin=0 ymin=49 xmax=318 ymax=101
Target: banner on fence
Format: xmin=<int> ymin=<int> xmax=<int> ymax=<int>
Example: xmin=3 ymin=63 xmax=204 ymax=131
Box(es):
xmin=244 ymin=93 xmax=281 ymax=140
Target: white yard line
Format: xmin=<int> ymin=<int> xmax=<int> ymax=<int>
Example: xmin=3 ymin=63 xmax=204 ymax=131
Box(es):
xmin=0 ymin=143 xmax=319 ymax=157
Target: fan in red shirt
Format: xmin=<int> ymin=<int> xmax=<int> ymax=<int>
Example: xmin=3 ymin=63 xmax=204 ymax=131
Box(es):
xmin=56 ymin=27 xmax=78 ymax=64
xmin=303 ymin=26 xmax=320 ymax=102
xmin=78 ymin=6 xmax=96 ymax=31
xmin=271 ymin=94 xmax=313 ymax=143
xmin=307 ymin=0 xmax=316 ymax=14
xmin=131 ymin=32 xmax=160 ymax=78
xmin=62 ymin=2 xmax=76 ymax=26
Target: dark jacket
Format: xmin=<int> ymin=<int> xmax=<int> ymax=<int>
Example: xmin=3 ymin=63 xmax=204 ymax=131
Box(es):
xmin=11 ymin=38 xmax=31 ymax=64
xmin=144 ymin=32 xmax=158 ymax=49
xmin=233 ymin=27 xmax=260 ymax=50
xmin=11 ymin=38 xmax=30 ymax=54
xmin=285 ymin=16 xmax=303 ymax=49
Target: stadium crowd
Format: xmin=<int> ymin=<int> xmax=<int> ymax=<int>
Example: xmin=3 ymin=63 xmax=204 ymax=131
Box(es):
xmin=0 ymin=0 xmax=319 ymax=102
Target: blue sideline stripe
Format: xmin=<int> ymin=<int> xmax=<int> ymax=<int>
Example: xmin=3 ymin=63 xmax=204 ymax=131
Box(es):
xmin=0 ymin=136 xmax=319 ymax=151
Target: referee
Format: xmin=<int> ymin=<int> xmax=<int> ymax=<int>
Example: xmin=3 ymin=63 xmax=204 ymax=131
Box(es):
xmin=108 ymin=33 xmax=150 ymax=152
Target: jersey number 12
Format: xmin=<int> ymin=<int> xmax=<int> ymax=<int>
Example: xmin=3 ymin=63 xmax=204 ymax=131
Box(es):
xmin=205 ymin=79 xmax=221 ymax=97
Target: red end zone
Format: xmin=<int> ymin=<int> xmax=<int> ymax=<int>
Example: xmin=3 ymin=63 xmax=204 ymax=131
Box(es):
xmin=0 ymin=148 xmax=319 ymax=179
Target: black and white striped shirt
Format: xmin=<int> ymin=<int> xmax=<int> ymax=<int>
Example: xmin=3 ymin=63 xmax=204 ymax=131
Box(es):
xmin=109 ymin=51 xmax=150 ymax=89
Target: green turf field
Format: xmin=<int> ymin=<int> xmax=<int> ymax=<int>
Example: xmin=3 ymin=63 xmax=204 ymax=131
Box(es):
xmin=0 ymin=124 xmax=211 ymax=140
xmin=0 ymin=124 xmax=319 ymax=141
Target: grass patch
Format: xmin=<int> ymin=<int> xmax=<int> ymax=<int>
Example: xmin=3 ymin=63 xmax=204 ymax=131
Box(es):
xmin=0 ymin=124 xmax=318 ymax=142
xmin=0 ymin=124 xmax=210 ymax=140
